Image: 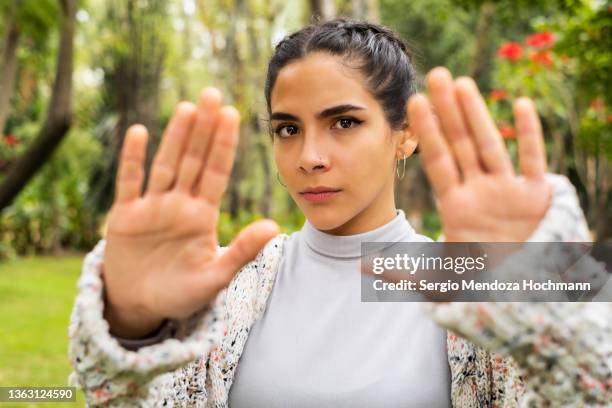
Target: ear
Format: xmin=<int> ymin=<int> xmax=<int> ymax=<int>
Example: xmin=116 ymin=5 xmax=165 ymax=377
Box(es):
xmin=395 ymin=123 xmax=419 ymax=159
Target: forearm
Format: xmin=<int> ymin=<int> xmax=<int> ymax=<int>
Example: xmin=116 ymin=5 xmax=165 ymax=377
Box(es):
xmin=68 ymin=240 xmax=226 ymax=406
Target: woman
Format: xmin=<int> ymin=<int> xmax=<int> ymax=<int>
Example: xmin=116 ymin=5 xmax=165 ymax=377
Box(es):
xmin=68 ymin=19 xmax=611 ymax=406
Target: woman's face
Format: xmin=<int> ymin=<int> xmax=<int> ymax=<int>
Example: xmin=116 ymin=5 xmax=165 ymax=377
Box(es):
xmin=271 ymin=52 xmax=413 ymax=235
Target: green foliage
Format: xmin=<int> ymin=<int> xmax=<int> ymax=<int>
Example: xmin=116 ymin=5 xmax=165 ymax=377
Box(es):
xmin=0 ymin=129 xmax=103 ymax=259
xmin=217 ymin=210 xmax=267 ymax=246
xmin=489 ymin=2 xmax=611 ymax=160
xmin=18 ymin=0 xmax=59 ymax=41
xmin=487 ymin=2 xmax=611 ymax=238
xmin=217 ymin=208 xmax=305 ymax=247
xmin=422 ymin=210 xmax=442 ymax=240
xmin=274 ymin=208 xmax=306 ymax=235
xmin=0 ymin=0 xmax=59 ymax=42
xmin=381 ymin=0 xmax=477 ymax=75
xmin=550 ymin=0 xmax=612 ymax=107
xmin=578 ymin=104 xmax=612 ymax=159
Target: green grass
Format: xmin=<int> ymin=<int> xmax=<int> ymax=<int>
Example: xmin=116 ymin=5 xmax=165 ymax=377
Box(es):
xmin=0 ymin=256 xmax=86 ymax=407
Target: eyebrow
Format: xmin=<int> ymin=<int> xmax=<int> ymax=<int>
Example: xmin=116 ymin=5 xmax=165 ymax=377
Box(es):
xmin=270 ymin=104 xmax=366 ymax=121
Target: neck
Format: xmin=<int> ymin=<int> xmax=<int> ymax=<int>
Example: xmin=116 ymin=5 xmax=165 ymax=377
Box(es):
xmin=321 ymin=188 xmax=397 ymax=236
xmin=302 ymin=208 xmax=414 ymax=260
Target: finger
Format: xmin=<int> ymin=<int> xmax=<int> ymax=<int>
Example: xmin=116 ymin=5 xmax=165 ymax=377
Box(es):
xmin=198 ymin=106 xmax=240 ymax=206
xmin=454 ymin=77 xmax=514 ymax=175
xmin=408 ymin=93 xmax=460 ymax=197
xmin=514 ymin=97 xmax=547 ymax=179
xmin=176 ymin=88 xmax=223 ymax=193
xmin=115 ymin=124 xmax=148 ymax=203
xmin=208 ymin=220 xmax=279 ymax=291
xmin=147 ymin=102 xmax=197 ymax=194
xmin=427 ymin=67 xmax=481 ymax=178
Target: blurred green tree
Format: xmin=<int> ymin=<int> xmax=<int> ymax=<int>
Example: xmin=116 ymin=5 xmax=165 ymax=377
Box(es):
xmin=0 ymin=0 xmax=75 ymax=210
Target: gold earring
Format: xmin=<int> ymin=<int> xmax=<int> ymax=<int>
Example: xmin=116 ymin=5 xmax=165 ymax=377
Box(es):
xmin=396 ymin=153 xmax=407 ymax=180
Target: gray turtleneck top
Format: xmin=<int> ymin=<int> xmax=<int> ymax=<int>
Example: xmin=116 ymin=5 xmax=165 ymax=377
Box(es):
xmin=228 ymin=209 xmax=451 ymax=407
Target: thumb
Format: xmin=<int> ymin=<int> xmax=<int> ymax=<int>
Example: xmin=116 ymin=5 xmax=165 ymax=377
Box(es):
xmin=212 ymin=219 xmax=280 ymax=289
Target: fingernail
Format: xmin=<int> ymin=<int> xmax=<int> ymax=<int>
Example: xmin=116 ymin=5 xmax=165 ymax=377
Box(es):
xmin=220 ymin=106 xmax=240 ymax=121
xmin=127 ymin=124 xmax=148 ymax=138
xmin=202 ymin=87 xmax=222 ymax=104
xmin=176 ymin=101 xmax=197 ymax=115
xmin=455 ymin=76 xmax=475 ymax=90
xmin=429 ymin=67 xmax=451 ymax=82
xmin=514 ymin=97 xmax=533 ymax=110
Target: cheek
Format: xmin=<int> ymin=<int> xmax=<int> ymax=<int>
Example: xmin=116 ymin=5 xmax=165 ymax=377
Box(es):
xmin=273 ymin=146 xmax=290 ymax=172
xmin=344 ymin=139 xmax=394 ymax=183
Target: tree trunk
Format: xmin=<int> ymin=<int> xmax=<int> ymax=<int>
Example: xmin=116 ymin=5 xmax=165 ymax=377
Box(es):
xmin=0 ymin=17 xmax=21 ymax=135
xmin=0 ymin=0 xmax=75 ymax=210
xmin=468 ymin=1 xmax=495 ymax=90
xmin=177 ymin=2 xmax=192 ymax=101
xmin=247 ymin=5 xmax=275 ymax=218
xmin=309 ymin=0 xmax=336 ymax=21
xmin=589 ymin=153 xmax=610 ymax=241
xmin=225 ymin=0 xmax=248 ymax=218
xmin=88 ymin=0 xmax=167 ymax=213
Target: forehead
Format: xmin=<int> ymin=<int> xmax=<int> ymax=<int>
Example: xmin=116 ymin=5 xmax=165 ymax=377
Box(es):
xmin=270 ymin=52 xmax=377 ymax=115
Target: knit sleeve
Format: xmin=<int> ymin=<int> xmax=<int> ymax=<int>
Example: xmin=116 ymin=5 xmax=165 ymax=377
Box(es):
xmin=426 ymin=174 xmax=612 ymax=405
xmin=67 ymin=240 xmax=226 ymax=406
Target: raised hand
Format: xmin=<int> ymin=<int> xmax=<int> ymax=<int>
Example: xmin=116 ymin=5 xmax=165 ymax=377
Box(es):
xmin=102 ymin=88 xmax=279 ymax=338
xmin=408 ymin=67 xmax=551 ymax=242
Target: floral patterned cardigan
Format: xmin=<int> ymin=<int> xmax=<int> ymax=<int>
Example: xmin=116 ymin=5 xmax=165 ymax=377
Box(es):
xmin=68 ymin=174 xmax=612 ymax=407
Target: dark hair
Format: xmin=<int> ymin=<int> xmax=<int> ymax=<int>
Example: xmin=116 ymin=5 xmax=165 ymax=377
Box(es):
xmin=264 ymin=18 xmax=417 ymax=132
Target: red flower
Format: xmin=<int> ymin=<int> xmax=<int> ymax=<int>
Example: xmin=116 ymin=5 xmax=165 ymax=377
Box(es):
xmin=497 ymin=42 xmax=523 ymax=62
xmin=499 ymin=124 xmax=515 ymax=139
xmin=590 ymin=98 xmax=604 ymax=111
xmin=529 ymin=50 xmax=553 ymax=67
xmin=526 ymin=32 xmax=555 ymax=49
xmin=3 ymin=134 xmax=17 ymax=147
xmin=489 ymin=89 xmax=508 ymax=101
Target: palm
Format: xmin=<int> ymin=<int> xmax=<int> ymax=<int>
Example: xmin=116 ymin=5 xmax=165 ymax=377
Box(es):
xmin=106 ymin=194 xmax=218 ymax=319
xmin=438 ymin=175 xmax=549 ymax=242
xmin=408 ymin=68 xmax=551 ymax=243
xmin=102 ymin=89 xmax=278 ymax=338
xmin=107 ymin=192 xmax=215 ymax=238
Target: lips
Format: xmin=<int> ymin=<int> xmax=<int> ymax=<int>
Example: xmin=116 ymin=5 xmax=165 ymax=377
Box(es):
xmin=299 ymin=186 xmax=342 ymax=203
xmin=300 ymin=186 xmax=341 ymax=194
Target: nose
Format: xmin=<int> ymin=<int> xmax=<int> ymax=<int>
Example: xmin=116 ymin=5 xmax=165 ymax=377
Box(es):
xmin=298 ymin=135 xmax=329 ymax=173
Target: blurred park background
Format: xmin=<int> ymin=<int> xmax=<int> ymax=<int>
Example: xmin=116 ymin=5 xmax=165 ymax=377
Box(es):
xmin=0 ymin=0 xmax=610 ymax=404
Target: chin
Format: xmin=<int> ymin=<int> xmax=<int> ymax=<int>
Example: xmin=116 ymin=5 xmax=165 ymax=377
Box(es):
xmin=303 ymin=207 xmax=351 ymax=232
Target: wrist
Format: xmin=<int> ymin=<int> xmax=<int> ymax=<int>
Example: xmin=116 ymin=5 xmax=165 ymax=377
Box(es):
xmin=103 ymin=302 xmax=165 ymax=339
xmin=113 ymin=318 xmax=177 ymax=351
xmin=102 ymin=285 xmax=164 ymax=339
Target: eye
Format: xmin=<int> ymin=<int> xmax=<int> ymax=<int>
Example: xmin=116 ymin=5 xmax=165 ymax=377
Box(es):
xmin=273 ymin=124 xmax=299 ymax=138
xmin=332 ymin=117 xmax=363 ymax=130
